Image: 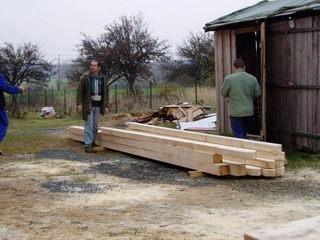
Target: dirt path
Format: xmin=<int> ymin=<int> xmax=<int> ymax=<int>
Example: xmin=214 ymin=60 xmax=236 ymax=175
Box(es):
xmin=1 ymin=131 xmax=320 ymax=239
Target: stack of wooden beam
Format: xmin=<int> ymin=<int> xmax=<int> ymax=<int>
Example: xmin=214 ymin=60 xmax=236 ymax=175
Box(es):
xmin=67 ymin=122 xmax=285 ymax=178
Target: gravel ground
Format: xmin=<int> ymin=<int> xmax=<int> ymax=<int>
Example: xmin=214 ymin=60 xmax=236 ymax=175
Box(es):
xmin=2 ymin=126 xmax=320 ymax=240
xmin=38 ymin=148 xmax=320 ymax=199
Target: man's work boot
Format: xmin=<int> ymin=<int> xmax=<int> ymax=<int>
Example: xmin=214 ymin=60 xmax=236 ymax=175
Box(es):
xmin=91 ymin=141 xmax=99 ymax=147
xmin=85 ymin=146 xmax=97 ymax=153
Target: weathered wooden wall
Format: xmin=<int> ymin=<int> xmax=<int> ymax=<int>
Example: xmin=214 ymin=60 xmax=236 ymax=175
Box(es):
xmin=214 ymin=29 xmax=236 ymax=134
xmin=266 ymin=15 xmax=320 ymax=151
xmin=215 ymin=15 xmax=320 ymax=151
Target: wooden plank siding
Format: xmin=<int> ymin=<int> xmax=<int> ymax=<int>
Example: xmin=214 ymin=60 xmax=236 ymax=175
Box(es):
xmin=214 ymin=29 xmax=236 ymax=135
xmin=214 ymin=14 xmax=320 ymax=151
xmin=215 ymin=30 xmax=224 ymax=133
xmin=265 ymin=16 xmax=320 ymax=151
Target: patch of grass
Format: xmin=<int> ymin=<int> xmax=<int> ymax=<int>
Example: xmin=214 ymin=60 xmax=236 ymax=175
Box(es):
xmin=156 ymin=121 xmax=177 ymax=129
xmin=286 ymin=151 xmax=320 ymax=170
xmin=1 ymin=112 xmax=84 ymax=155
xmin=73 ymin=175 xmax=89 ymax=183
xmin=8 ymin=112 xmax=83 ymax=131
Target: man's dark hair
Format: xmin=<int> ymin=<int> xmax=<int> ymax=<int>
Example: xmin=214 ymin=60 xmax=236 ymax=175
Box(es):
xmin=91 ymin=60 xmax=100 ymax=67
xmin=233 ymin=59 xmax=245 ymax=69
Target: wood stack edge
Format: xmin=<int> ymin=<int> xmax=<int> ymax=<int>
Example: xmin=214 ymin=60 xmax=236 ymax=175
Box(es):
xmin=67 ymin=122 xmax=286 ymax=178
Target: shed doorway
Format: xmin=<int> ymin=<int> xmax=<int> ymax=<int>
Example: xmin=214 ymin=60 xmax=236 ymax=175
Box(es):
xmin=235 ymin=29 xmax=264 ymax=139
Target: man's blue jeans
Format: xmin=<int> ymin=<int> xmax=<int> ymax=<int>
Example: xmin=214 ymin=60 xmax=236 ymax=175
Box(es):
xmin=84 ymin=107 xmax=100 ymax=147
xmin=230 ymin=116 xmax=251 ymax=139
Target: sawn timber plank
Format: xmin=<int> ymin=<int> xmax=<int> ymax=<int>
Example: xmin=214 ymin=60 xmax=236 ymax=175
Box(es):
xmin=126 ymin=122 xmax=283 ymax=154
xmin=67 ymin=126 xmax=230 ymax=176
xmin=221 ymin=159 xmax=246 ymax=176
xmin=220 ymin=156 xmax=275 ymax=169
xmin=99 ymin=134 xmax=222 ymax=167
xmin=104 ymin=141 xmax=230 ymax=176
xmin=99 ymin=127 xmax=257 ymax=160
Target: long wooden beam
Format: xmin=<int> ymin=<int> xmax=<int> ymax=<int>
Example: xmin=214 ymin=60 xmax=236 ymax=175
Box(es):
xmin=67 ymin=125 xmax=285 ymax=178
xmin=99 ymin=127 xmax=257 ymax=160
xmin=126 ymin=122 xmax=283 ymax=154
xmin=68 ymin=127 xmax=230 ymax=176
xmin=126 ymin=122 xmax=286 ymax=168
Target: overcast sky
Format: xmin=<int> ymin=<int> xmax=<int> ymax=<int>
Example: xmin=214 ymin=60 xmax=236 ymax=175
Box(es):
xmin=1 ymin=0 xmax=260 ymax=62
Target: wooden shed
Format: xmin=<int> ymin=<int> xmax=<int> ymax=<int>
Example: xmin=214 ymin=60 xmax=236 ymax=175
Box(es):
xmin=204 ymin=0 xmax=320 ymax=152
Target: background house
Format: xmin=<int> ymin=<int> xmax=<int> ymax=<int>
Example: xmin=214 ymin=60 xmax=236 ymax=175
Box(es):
xmin=204 ymin=0 xmax=320 ymax=152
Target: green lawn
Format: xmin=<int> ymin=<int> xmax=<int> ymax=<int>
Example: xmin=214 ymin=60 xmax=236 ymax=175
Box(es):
xmin=2 ymin=112 xmax=84 ymax=155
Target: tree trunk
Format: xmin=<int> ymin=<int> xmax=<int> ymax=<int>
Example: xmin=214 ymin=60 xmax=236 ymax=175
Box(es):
xmin=9 ymin=95 xmax=22 ymax=118
xmin=128 ymin=78 xmax=135 ymax=96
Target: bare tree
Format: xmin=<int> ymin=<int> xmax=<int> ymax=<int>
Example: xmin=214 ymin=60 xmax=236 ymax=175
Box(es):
xmin=68 ymin=13 xmax=170 ymax=95
xmin=105 ymin=13 xmax=169 ymax=94
xmin=66 ymin=33 xmax=120 ymax=88
xmin=0 ymin=42 xmax=54 ymax=87
xmin=163 ymin=32 xmax=215 ymax=87
xmin=0 ymin=42 xmax=54 ymax=117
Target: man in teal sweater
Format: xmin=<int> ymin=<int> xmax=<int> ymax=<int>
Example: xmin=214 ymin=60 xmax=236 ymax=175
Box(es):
xmin=220 ymin=59 xmax=261 ymax=139
xmin=77 ymin=60 xmax=109 ymax=153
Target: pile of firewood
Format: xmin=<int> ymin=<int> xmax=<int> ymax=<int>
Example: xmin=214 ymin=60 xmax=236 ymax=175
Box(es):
xmin=136 ymin=103 xmax=211 ymax=125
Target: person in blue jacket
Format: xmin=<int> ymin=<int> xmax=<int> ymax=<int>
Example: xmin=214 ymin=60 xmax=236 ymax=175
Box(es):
xmin=0 ymin=72 xmax=25 ymax=154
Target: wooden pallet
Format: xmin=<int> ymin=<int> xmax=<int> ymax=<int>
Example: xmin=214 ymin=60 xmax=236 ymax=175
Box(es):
xmin=67 ymin=123 xmax=286 ymax=178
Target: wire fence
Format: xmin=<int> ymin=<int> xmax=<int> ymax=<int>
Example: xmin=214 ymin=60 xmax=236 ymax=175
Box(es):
xmin=7 ymin=83 xmax=215 ymax=116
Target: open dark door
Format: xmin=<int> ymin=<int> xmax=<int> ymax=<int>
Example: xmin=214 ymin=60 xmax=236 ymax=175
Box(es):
xmin=235 ymin=23 xmax=266 ymax=140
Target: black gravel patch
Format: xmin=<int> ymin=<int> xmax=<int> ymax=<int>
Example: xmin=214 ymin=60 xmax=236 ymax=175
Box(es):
xmin=86 ymin=156 xmax=217 ymax=187
xmin=41 ymin=180 xmax=117 ymax=194
xmin=36 ymin=149 xmax=218 ymax=187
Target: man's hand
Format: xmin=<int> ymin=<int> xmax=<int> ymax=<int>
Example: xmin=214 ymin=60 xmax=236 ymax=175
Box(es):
xmin=19 ymin=86 xmax=26 ymax=94
xmin=77 ymin=105 xmax=83 ymax=112
xmin=104 ymin=107 xmax=109 ymax=115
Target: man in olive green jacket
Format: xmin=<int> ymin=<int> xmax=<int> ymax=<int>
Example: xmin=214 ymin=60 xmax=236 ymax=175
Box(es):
xmin=77 ymin=60 xmax=109 ymax=153
xmin=221 ymin=59 xmax=261 ymax=139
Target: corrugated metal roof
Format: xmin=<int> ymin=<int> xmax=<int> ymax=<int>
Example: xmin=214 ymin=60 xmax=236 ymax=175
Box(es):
xmin=204 ymin=0 xmax=320 ymax=31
